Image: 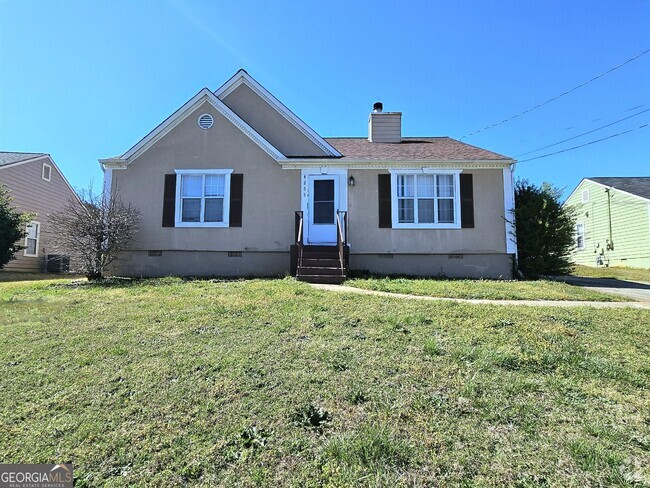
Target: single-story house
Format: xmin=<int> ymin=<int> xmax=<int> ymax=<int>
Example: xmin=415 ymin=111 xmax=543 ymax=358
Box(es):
xmin=0 ymin=152 xmax=79 ymax=272
xmin=565 ymin=177 xmax=650 ymax=269
xmin=100 ymin=70 xmax=517 ymax=281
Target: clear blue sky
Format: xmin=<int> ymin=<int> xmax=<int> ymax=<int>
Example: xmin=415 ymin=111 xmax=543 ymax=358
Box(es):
xmin=1 ymin=0 xmax=649 ymax=197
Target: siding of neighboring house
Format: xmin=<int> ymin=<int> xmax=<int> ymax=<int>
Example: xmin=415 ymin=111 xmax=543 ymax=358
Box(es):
xmin=0 ymin=157 xmax=76 ymax=272
xmin=566 ymin=179 xmax=650 ymax=269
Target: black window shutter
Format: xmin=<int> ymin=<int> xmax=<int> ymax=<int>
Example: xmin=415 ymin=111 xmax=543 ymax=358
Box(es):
xmin=378 ymin=174 xmax=392 ymax=228
xmin=460 ymin=173 xmax=474 ymax=228
xmin=229 ymin=173 xmax=243 ymax=227
xmin=162 ymin=174 xmax=176 ymax=227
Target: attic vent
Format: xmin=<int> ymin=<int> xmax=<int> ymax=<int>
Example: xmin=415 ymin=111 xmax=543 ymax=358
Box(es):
xmin=198 ymin=113 xmax=214 ymax=130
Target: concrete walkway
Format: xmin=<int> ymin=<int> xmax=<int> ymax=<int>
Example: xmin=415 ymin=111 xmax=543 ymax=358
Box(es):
xmin=309 ymin=283 xmax=650 ymax=309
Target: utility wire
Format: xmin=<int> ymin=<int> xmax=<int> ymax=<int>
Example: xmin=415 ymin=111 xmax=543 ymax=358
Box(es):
xmin=515 ymin=103 xmax=646 ymax=143
xmin=515 ymin=107 xmax=650 ymax=157
xmin=460 ymin=48 xmax=650 ymax=140
xmin=518 ymin=123 xmax=649 ymax=163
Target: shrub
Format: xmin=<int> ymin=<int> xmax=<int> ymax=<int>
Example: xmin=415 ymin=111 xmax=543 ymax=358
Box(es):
xmin=512 ymin=180 xmax=576 ymax=276
xmin=0 ymin=184 xmax=30 ymax=269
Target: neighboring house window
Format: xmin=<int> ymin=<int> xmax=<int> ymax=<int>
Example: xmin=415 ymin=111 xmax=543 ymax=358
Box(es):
xmin=24 ymin=221 xmax=40 ymax=257
xmin=581 ymin=189 xmax=589 ymax=203
xmin=390 ymin=170 xmax=461 ymax=228
xmin=42 ymin=163 xmax=51 ymax=181
xmin=575 ymin=223 xmax=585 ymax=250
xmin=175 ymin=169 xmax=232 ymax=227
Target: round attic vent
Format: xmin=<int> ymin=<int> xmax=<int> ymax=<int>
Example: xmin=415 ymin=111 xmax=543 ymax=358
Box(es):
xmin=198 ymin=113 xmax=214 ymax=130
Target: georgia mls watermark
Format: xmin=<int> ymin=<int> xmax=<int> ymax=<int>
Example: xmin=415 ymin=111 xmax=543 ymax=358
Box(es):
xmin=0 ymin=464 xmax=73 ymax=488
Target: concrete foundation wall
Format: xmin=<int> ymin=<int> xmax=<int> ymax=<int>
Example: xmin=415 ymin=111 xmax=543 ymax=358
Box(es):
xmin=111 ymin=251 xmax=291 ymax=277
xmin=350 ymin=253 xmax=514 ymax=279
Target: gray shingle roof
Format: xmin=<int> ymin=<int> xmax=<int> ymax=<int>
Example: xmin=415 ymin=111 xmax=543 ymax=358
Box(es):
xmin=0 ymin=151 xmax=46 ymax=167
xmin=324 ymin=137 xmax=512 ymax=161
xmin=588 ymin=177 xmax=650 ymax=201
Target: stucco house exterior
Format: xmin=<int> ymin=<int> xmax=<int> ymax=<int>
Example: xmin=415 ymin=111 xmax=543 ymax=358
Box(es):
xmin=565 ymin=177 xmax=650 ymax=269
xmin=0 ymin=152 xmax=79 ymax=272
xmin=100 ymin=70 xmax=517 ymax=281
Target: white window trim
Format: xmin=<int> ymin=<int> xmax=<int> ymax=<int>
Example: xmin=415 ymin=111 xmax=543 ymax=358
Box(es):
xmin=581 ymin=189 xmax=590 ymax=203
xmin=42 ymin=163 xmax=51 ymax=181
xmin=575 ymin=222 xmax=586 ymax=250
xmin=389 ymin=169 xmax=462 ymax=229
xmin=24 ymin=220 xmax=40 ymax=257
xmin=174 ymin=169 xmax=233 ymax=227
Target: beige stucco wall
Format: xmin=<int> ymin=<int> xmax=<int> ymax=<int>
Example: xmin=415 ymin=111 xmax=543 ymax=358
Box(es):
xmin=221 ymin=84 xmax=328 ymax=157
xmin=111 ymin=101 xmax=300 ymax=259
xmin=0 ymin=157 xmax=77 ymax=272
xmin=109 ymin=99 xmax=511 ymax=278
xmin=347 ymin=169 xmax=507 ymax=254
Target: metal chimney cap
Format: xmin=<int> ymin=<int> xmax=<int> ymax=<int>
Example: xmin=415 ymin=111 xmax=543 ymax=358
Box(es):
xmin=373 ymin=102 xmax=383 ymax=113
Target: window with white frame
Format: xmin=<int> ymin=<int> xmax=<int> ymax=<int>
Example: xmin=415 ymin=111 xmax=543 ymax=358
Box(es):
xmin=391 ymin=171 xmax=460 ymax=228
xmin=581 ymin=189 xmax=589 ymax=203
xmin=575 ymin=223 xmax=585 ymax=250
xmin=42 ymin=163 xmax=51 ymax=181
xmin=175 ymin=170 xmax=232 ymax=227
xmin=24 ymin=221 xmax=40 ymax=257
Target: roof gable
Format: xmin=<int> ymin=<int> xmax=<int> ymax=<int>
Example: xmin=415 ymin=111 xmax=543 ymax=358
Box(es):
xmin=215 ymin=70 xmax=341 ymax=157
xmin=100 ymin=88 xmax=285 ymax=168
xmin=0 ymin=153 xmax=80 ymax=203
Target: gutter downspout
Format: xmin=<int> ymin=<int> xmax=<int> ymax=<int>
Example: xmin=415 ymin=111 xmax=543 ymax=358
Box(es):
xmin=605 ymin=188 xmax=614 ymax=250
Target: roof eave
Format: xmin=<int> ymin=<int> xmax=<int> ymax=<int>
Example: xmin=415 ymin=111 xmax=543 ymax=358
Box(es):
xmin=280 ymin=158 xmax=515 ymax=169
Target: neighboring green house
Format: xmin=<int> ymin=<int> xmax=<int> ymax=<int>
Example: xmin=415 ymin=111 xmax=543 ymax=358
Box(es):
xmin=564 ymin=177 xmax=650 ymax=269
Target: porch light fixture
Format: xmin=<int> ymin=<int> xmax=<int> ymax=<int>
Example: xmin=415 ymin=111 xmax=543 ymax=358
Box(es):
xmin=348 ymin=176 xmax=355 ymax=187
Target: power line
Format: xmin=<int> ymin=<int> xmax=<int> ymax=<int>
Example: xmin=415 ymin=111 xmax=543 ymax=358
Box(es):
xmin=518 ymin=123 xmax=649 ymax=163
xmin=515 ymin=107 xmax=650 ymax=157
xmin=460 ymin=48 xmax=650 ymax=140
xmin=515 ymin=103 xmax=646 ymax=143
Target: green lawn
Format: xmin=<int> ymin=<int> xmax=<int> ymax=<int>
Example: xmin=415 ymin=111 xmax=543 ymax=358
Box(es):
xmin=1 ymin=277 xmax=649 ymax=486
xmin=346 ymin=276 xmax=626 ymax=301
xmin=572 ymin=264 xmax=650 ymax=283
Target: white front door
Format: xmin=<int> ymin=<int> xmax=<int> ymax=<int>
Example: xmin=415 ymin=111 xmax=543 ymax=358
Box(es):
xmin=307 ymin=175 xmax=338 ymax=244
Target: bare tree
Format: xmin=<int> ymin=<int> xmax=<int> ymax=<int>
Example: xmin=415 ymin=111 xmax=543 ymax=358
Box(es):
xmin=49 ymin=186 xmax=140 ymax=280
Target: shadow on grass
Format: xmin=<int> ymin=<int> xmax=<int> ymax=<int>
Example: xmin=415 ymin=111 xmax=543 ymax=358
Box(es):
xmin=552 ymin=275 xmax=650 ymax=291
xmin=50 ymin=274 xmax=291 ymax=289
xmin=347 ymin=269 xmax=527 ymax=282
xmin=0 ymin=272 xmax=84 ymax=283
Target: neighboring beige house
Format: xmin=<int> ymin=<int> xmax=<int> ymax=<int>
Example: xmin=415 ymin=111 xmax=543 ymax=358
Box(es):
xmin=0 ymin=152 xmax=78 ymax=272
xmin=565 ymin=177 xmax=650 ymax=269
xmin=100 ymin=70 xmax=517 ymax=282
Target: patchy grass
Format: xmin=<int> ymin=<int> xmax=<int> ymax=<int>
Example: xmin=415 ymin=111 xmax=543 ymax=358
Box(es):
xmin=346 ymin=276 xmax=626 ymax=301
xmin=1 ymin=277 xmax=649 ymax=486
xmin=572 ymin=264 xmax=650 ymax=282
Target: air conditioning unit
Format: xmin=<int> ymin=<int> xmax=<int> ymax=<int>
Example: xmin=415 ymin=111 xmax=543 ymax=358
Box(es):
xmin=46 ymin=254 xmax=70 ymax=273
